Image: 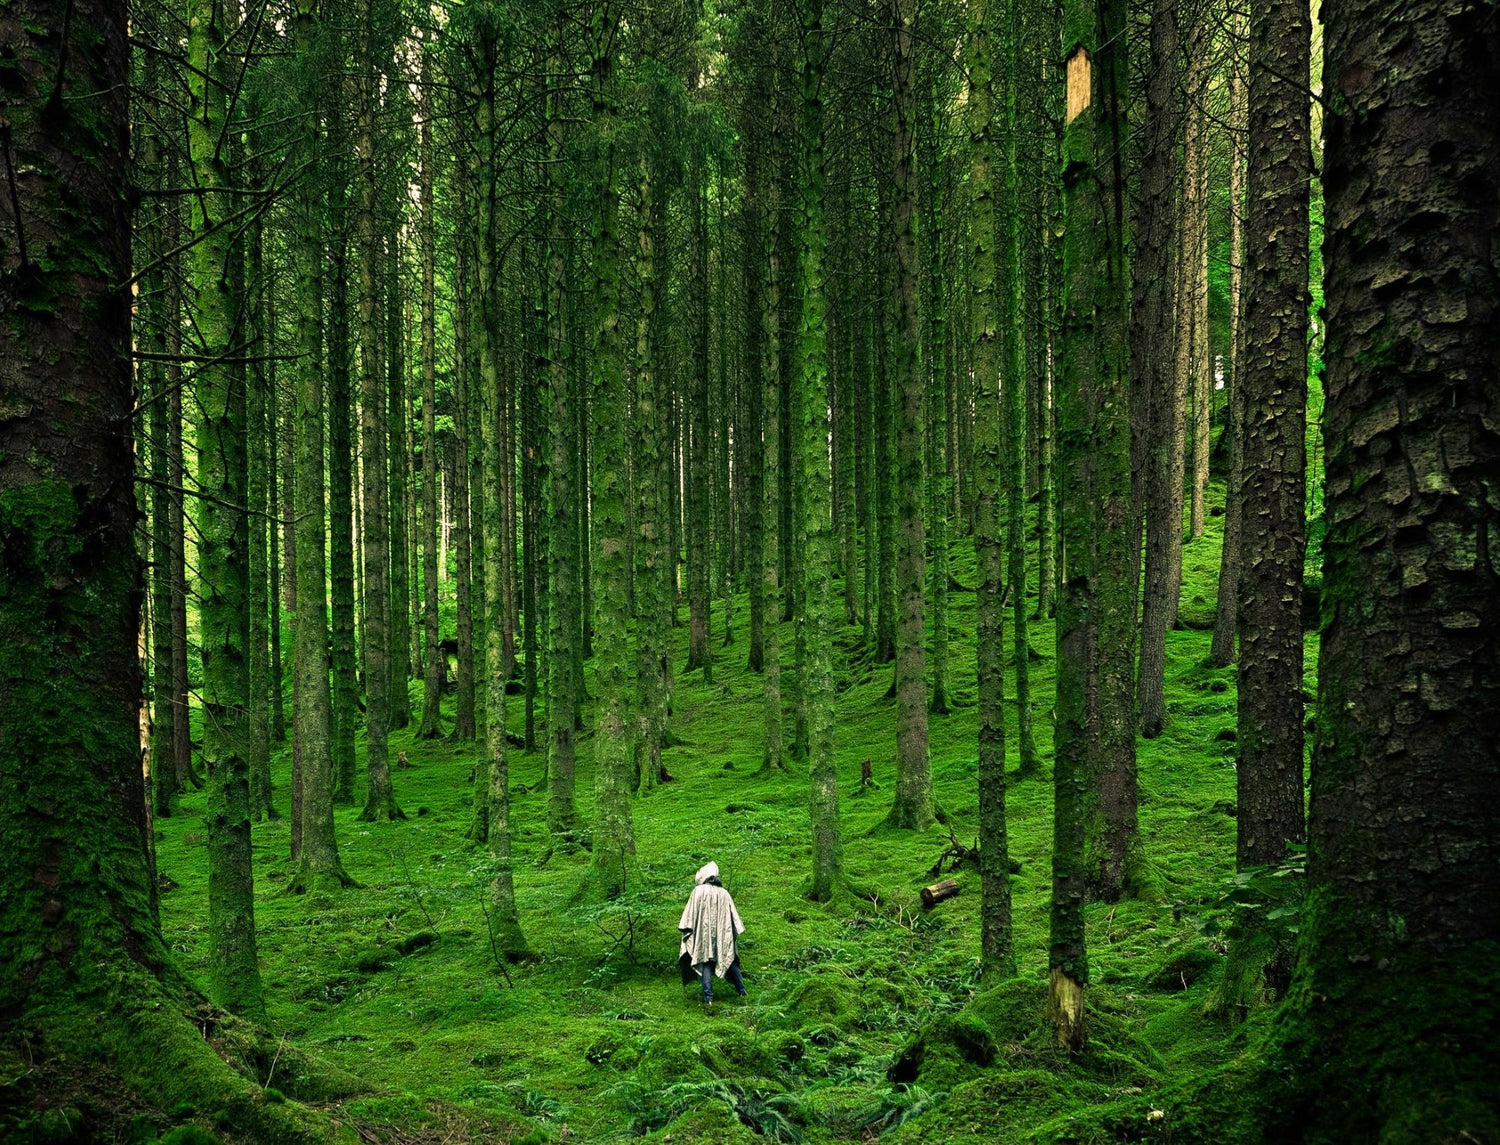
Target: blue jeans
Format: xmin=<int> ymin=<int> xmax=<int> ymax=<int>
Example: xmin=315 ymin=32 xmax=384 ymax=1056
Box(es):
xmin=699 ymin=959 xmax=746 ymax=1003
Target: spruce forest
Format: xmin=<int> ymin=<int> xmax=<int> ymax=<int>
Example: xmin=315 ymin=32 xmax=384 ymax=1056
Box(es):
xmin=2 ymin=0 xmax=1496 ymax=1141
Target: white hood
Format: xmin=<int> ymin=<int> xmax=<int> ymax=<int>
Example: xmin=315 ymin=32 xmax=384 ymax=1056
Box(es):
xmin=695 ymin=861 xmax=720 ymax=885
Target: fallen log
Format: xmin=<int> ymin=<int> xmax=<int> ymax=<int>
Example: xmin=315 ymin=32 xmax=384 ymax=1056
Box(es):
xmin=921 ymin=879 xmax=960 ymax=909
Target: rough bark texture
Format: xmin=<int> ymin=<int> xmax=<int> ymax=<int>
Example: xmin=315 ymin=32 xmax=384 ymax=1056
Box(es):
xmin=967 ymin=0 xmax=1014 ymax=978
xmin=1253 ymin=2 xmax=1500 ymax=1138
xmin=633 ymin=146 xmax=668 ymax=794
xmin=187 ymin=0 xmax=264 ymax=1016
xmin=1077 ymin=0 xmax=1140 ymax=905
xmin=357 ymin=0 xmax=402 ymax=825
xmin=0 ymin=9 xmax=336 ymax=1129
xmin=1209 ymin=14 xmax=1248 ymax=670
xmin=886 ymin=0 xmax=935 ymax=834
xmin=586 ymin=6 xmax=636 ymax=896
xmin=288 ymin=0 xmax=350 ymax=893
xmin=1133 ymin=0 xmax=1181 ymax=738
xmin=761 ymin=130 xmax=785 ymax=775
xmin=544 ymin=5 xmax=578 ymax=840
xmin=417 ymin=34 xmax=443 ymax=741
xmin=1002 ymin=0 xmax=1037 ymax=777
xmin=1235 ymin=0 xmax=1309 ymax=872
xmin=798 ymin=0 xmax=842 ymax=902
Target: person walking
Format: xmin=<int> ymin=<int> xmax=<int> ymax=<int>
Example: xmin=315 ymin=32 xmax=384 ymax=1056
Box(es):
xmin=678 ymin=861 xmax=746 ymax=1005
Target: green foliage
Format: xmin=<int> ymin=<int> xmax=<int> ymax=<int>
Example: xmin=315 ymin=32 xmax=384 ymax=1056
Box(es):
xmin=137 ymin=491 xmax=1298 ymax=1143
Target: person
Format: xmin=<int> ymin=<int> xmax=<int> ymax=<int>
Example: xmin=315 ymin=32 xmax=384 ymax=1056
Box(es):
xmin=678 ymin=861 xmax=746 ymax=1005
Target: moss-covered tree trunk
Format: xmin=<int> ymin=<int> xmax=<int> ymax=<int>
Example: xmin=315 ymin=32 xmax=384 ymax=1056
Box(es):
xmin=246 ymin=111 xmax=276 ymax=822
xmin=633 ymin=139 xmax=670 ymax=793
xmin=1078 ymin=0 xmax=1140 ymax=905
xmin=796 ymin=0 xmax=842 ymax=902
xmin=967 ymin=0 xmax=1014 ymax=978
xmin=544 ymin=2 xmax=578 ymax=841
xmin=1257 ymin=1 xmax=1500 ymax=1133
xmin=1002 ymin=0 xmax=1038 ymax=776
xmin=885 ymin=0 xmax=935 ymax=833
xmin=1050 ymin=0 xmax=1133 ymax=1045
xmin=417 ymin=34 xmax=443 ymax=741
xmin=289 ymin=0 xmax=352 ymax=893
xmin=1 ymin=9 xmax=332 ymax=1127
xmin=325 ymin=85 xmax=359 ymax=806
xmin=1208 ymin=10 xmax=1247 ymax=670
xmin=452 ymin=155 xmax=478 ymax=740
xmin=587 ymin=1 xmax=636 ymax=896
xmin=1133 ymin=0 xmax=1181 ymax=739
xmin=761 ymin=107 xmax=786 ymax=776
xmin=187 ymin=0 xmax=264 ymax=1016
xmin=922 ymin=88 xmax=951 ymax=717
xmin=1236 ymin=0 xmax=1308 ymax=877
xmin=388 ymin=248 xmax=413 ymax=732
xmin=356 ymin=0 xmax=402 ymax=824
xmin=687 ymin=170 xmax=713 ymax=680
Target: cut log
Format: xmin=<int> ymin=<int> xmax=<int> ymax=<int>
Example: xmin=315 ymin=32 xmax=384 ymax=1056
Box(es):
xmin=921 ymin=879 xmax=960 ymax=909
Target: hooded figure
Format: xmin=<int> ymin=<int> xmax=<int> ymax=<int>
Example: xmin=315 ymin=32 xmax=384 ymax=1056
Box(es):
xmin=678 ymin=861 xmax=747 ymax=1004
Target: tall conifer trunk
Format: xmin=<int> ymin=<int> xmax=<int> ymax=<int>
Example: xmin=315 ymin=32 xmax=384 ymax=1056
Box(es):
xmin=357 ymin=0 xmax=402 ymax=823
xmin=587 ymin=0 xmax=636 ymax=895
xmin=188 ymin=0 xmax=264 ymax=1015
xmin=968 ymin=0 xmax=1014 ymax=977
xmin=289 ymin=0 xmax=351 ymax=892
xmin=885 ymin=0 xmax=935 ymax=832
xmin=1262 ymin=0 xmax=1500 ymax=1131
xmin=797 ymin=0 xmax=842 ymax=902
xmin=1236 ymin=0 xmax=1309 ymax=877
xmin=417 ymin=36 xmax=443 ymax=740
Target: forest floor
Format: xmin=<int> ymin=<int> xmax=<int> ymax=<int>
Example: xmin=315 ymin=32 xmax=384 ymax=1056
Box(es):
xmin=155 ymin=494 xmax=1313 ymax=1144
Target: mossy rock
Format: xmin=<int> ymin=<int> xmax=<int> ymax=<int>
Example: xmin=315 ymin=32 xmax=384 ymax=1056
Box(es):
xmin=698 ymin=1024 xmax=774 ymax=1077
xmin=787 ymin=973 xmax=858 ymax=1024
xmin=583 ymin=1028 xmax=639 ymax=1069
xmin=965 ymin=977 xmax=1049 ymax=1048
xmin=637 ymin=1033 xmax=714 ymax=1087
xmin=352 ymin=946 xmax=394 ymax=974
xmin=889 ymin=1010 xmax=997 ymax=1087
xmin=796 ymin=1084 xmax=873 ymax=1137
xmin=890 ymin=1070 xmax=1064 ymax=1143
xmin=1144 ymin=942 xmax=1222 ymax=991
xmin=159 ymin=1128 xmax=221 ymax=1145
xmin=764 ymin=1031 xmax=805 ymax=1066
xmin=392 ymin=930 xmax=439 ymax=956
xmin=653 ymin=1097 xmax=761 ymax=1144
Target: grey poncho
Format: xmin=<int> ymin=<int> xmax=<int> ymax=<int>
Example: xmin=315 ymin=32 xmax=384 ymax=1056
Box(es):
xmin=678 ymin=861 xmax=745 ymax=978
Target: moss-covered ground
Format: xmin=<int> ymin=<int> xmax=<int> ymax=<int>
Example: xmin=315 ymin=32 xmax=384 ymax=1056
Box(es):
xmin=151 ymin=494 xmax=1308 ymax=1143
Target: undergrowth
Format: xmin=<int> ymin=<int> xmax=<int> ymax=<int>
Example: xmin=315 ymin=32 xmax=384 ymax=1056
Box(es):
xmin=141 ymin=487 xmax=1285 ymax=1143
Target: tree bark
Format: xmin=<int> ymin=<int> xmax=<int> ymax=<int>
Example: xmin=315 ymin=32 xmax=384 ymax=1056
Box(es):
xmin=886 ymin=0 xmax=935 ymax=833
xmin=968 ymin=0 xmax=1014 ymax=978
xmin=1236 ymin=0 xmax=1309 ymax=874
xmin=1262 ymin=1 xmax=1500 ymax=1134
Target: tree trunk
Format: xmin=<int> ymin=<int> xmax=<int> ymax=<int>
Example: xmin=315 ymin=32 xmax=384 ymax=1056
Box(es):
xmin=187 ymin=0 xmax=264 ymax=1015
xmin=1002 ymin=0 xmax=1038 ymax=777
xmin=1236 ymin=0 xmax=1309 ymax=876
xmin=544 ymin=5 xmax=578 ymax=841
xmin=885 ymin=0 xmax=935 ymax=833
xmin=688 ymin=173 xmax=713 ymax=679
xmin=1209 ymin=10 xmax=1248 ymax=669
xmin=325 ymin=94 xmax=358 ymax=806
xmin=452 ymin=159 xmax=477 ymax=740
xmin=357 ymin=0 xmax=402 ymax=824
xmin=797 ymin=0 xmax=842 ymax=903
xmin=967 ymin=0 xmax=1014 ymax=978
xmin=1262 ymin=2 xmax=1500 ymax=1134
xmin=1133 ymin=0 xmax=1182 ymax=738
xmin=417 ymin=35 xmax=443 ymax=741
xmin=587 ymin=3 xmax=636 ymax=897
xmin=289 ymin=0 xmax=351 ymax=893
